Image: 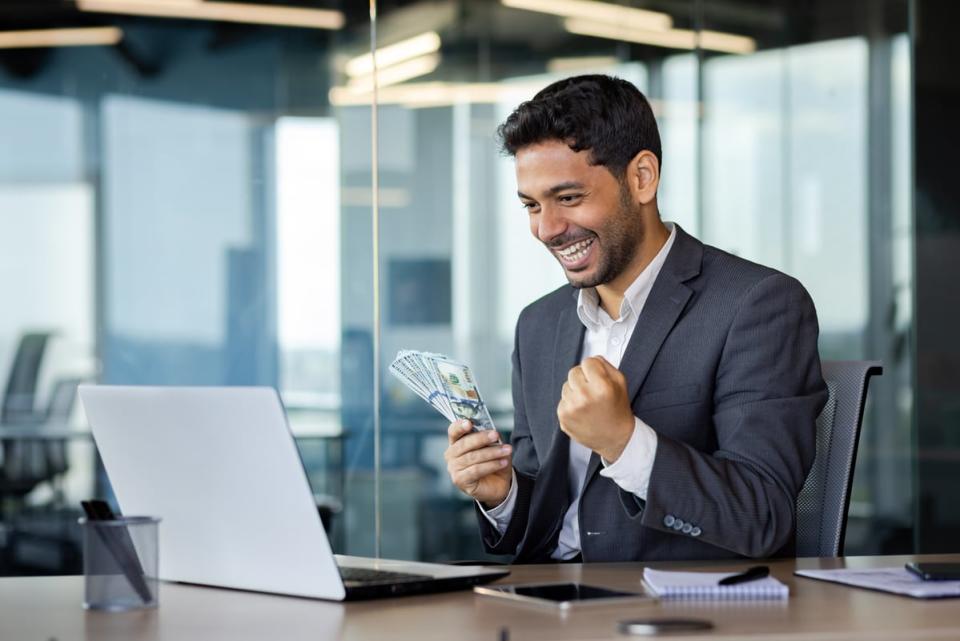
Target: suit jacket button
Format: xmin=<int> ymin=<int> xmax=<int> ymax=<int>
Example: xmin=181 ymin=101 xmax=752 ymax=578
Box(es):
xmin=681 ymin=523 xmax=693 ymax=534
xmin=672 ymin=519 xmax=685 ymax=531
xmin=690 ymin=527 xmax=702 ymax=537
xmin=663 ymin=515 xmax=675 ymax=527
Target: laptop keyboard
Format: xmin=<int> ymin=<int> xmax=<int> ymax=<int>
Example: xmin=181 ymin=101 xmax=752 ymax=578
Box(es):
xmin=339 ymin=566 xmax=432 ymax=586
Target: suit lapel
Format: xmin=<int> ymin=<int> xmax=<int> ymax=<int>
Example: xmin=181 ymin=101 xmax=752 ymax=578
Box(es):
xmin=552 ymin=300 xmax=585 ymax=423
xmin=543 ymin=297 xmax=584 ymax=478
xmin=583 ymin=225 xmax=703 ymax=483
xmin=518 ymin=300 xmax=584 ymax=560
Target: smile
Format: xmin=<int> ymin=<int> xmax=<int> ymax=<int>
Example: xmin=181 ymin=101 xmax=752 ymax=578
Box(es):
xmin=555 ymin=237 xmax=595 ymax=264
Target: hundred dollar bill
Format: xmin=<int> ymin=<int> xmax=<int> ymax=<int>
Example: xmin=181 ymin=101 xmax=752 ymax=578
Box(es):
xmin=389 ymin=357 xmax=453 ymax=420
xmin=424 ymin=354 xmax=496 ymax=432
xmin=389 ymin=350 xmax=496 ymax=432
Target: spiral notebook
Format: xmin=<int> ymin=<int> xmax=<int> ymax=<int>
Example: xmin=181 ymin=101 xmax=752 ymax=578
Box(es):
xmin=643 ymin=568 xmax=789 ymax=600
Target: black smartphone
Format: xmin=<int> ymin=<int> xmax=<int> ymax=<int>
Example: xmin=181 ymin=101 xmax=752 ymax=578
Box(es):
xmin=474 ymin=582 xmax=650 ymax=610
xmin=905 ymin=562 xmax=960 ymax=581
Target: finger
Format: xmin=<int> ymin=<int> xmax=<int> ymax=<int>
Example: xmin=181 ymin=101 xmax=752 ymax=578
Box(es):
xmin=447 ymin=419 xmax=473 ymax=445
xmin=449 ymin=443 xmax=512 ymax=473
xmin=567 ymin=365 xmax=587 ymax=386
xmin=454 ymin=458 xmax=510 ymax=488
xmin=449 ymin=427 xmax=501 ymax=458
xmin=580 ymin=356 xmax=611 ymax=382
xmin=592 ymin=355 xmax=624 ymax=380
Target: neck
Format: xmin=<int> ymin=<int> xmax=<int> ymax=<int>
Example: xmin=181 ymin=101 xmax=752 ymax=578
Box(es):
xmin=596 ymin=218 xmax=670 ymax=320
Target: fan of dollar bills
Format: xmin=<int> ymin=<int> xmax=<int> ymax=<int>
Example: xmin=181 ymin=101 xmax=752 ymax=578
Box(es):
xmin=388 ymin=350 xmax=496 ymax=431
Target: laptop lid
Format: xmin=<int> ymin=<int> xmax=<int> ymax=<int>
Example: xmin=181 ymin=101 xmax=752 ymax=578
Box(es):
xmin=79 ymin=385 xmax=346 ymax=600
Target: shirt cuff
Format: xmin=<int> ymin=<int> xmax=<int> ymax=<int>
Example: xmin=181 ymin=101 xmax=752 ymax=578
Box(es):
xmin=477 ymin=468 xmax=517 ymax=534
xmin=599 ymin=418 xmax=658 ymax=500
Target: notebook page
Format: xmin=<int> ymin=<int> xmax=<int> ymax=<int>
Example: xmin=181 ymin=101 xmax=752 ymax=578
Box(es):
xmin=643 ymin=568 xmax=789 ymax=600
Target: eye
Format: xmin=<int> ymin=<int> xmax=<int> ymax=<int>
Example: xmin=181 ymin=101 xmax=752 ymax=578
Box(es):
xmin=558 ymin=194 xmax=583 ymax=205
xmin=521 ymin=201 xmax=540 ymax=212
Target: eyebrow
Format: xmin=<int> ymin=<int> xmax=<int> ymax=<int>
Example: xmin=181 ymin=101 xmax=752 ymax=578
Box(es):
xmin=517 ymin=181 xmax=586 ymax=200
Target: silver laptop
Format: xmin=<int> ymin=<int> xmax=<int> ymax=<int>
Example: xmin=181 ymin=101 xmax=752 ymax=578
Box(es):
xmin=78 ymin=385 xmax=508 ymax=601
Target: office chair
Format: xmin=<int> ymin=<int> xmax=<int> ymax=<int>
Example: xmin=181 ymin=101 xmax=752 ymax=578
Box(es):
xmin=795 ymin=360 xmax=883 ymax=557
xmin=1 ymin=333 xmax=75 ymax=504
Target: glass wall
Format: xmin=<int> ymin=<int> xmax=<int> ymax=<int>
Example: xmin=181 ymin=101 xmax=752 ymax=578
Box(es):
xmin=0 ymin=0 xmax=915 ymax=574
xmin=360 ymin=0 xmax=913 ymax=560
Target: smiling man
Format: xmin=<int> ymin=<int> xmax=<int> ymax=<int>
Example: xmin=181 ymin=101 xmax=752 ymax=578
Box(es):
xmin=443 ymin=75 xmax=828 ymax=563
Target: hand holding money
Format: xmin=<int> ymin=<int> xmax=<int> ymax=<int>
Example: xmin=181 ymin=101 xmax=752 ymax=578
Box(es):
xmin=444 ymin=420 xmax=513 ymax=507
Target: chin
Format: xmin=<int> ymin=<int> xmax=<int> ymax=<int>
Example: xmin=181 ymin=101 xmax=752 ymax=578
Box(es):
xmin=564 ymin=269 xmax=600 ymax=289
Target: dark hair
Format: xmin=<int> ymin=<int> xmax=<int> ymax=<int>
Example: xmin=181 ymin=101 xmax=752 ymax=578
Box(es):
xmin=496 ymin=74 xmax=662 ymax=178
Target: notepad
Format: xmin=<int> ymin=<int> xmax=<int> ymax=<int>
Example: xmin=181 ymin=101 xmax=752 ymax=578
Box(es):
xmin=795 ymin=568 xmax=960 ymax=599
xmin=642 ymin=568 xmax=789 ymax=600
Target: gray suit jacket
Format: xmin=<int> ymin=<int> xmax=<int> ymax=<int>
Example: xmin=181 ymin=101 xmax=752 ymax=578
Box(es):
xmin=478 ymin=225 xmax=828 ymax=562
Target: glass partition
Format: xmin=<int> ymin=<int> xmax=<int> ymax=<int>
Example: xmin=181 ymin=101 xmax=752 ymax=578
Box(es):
xmin=366 ymin=0 xmax=913 ymax=560
xmin=0 ymin=0 xmax=916 ymax=574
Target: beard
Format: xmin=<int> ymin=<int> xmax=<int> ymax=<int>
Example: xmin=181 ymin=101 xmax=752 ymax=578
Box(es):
xmin=549 ymin=184 xmax=645 ymax=289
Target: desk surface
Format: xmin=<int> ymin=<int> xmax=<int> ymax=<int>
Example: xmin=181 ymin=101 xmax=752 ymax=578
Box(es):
xmin=5 ymin=554 xmax=960 ymax=640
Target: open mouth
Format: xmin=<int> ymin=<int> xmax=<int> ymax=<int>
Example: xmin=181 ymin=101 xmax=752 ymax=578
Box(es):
xmin=554 ymin=237 xmax=596 ymax=267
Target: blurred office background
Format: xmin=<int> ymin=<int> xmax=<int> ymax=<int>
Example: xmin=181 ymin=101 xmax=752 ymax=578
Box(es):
xmin=1 ymin=0 xmax=958 ymax=574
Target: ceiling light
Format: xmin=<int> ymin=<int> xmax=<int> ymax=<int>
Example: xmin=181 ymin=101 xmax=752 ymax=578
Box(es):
xmin=76 ymin=0 xmax=344 ymax=30
xmin=346 ymin=53 xmax=441 ymax=93
xmin=345 ymin=31 xmax=441 ymax=78
xmin=502 ymin=0 xmax=671 ymax=32
xmin=330 ymin=80 xmax=542 ymax=109
xmin=565 ymin=18 xmax=756 ymax=55
xmin=0 ymin=26 xmax=123 ymax=49
xmin=547 ymin=55 xmax=620 ymax=74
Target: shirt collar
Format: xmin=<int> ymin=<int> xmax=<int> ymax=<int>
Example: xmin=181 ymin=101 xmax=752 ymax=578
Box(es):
xmin=576 ymin=222 xmax=677 ymax=331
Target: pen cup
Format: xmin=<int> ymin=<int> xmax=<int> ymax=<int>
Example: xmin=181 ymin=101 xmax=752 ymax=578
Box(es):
xmin=79 ymin=516 xmax=161 ymax=611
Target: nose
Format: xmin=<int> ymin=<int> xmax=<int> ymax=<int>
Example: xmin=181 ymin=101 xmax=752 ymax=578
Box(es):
xmin=535 ymin=204 xmax=567 ymax=244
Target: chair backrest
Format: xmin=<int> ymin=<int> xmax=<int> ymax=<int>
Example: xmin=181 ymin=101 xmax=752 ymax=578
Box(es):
xmin=796 ymin=360 xmax=882 ymax=557
xmin=2 ymin=332 xmax=52 ymax=424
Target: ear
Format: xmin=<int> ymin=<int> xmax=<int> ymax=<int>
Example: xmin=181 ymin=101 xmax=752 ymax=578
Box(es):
xmin=625 ymin=150 xmax=660 ymax=206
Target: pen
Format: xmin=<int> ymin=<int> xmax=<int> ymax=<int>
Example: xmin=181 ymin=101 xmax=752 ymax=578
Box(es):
xmin=718 ymin=565 xmax=770 ymax=586
xmin=81 ymin=500 xmax=154 ymax=603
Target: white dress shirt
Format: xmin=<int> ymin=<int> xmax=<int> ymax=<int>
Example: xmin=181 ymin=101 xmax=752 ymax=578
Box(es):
xmin=481 ymin=223 xmax=678 ymax=559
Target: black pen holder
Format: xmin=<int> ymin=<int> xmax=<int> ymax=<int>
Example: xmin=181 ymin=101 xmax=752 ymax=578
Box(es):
xmin=79 ymin=516 xmax=160 ymax=611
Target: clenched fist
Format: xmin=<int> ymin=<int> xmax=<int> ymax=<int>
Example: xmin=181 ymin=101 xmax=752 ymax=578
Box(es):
xmin=557 ymin=356 xmax=635 ymax=462
xmin=444 ymin=420 xmax=513 ymax=508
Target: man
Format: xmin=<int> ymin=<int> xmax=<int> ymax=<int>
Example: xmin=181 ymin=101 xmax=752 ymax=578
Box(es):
xmin=443 ymin=75 xmax=828 ymax=563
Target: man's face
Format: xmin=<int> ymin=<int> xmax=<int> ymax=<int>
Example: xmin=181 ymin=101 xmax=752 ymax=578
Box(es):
xmin=516 ymin=140 xmax=644 ymax=289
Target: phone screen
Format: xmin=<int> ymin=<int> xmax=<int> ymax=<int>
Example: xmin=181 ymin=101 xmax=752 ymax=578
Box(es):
xmin=503 ymin=583 xmax=642 ymax=601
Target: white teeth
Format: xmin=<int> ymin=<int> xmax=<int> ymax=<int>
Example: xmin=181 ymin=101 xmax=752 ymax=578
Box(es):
xmin=557 ymin=238 xmax=594 ymax=262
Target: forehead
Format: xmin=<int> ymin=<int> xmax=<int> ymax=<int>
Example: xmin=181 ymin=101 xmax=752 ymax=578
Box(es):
xmin=514 ymin=140 xmax=615 ymax=196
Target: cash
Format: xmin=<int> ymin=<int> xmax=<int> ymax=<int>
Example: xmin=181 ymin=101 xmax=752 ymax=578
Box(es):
xmin=388 ymin=350 xmax=496 ymax=431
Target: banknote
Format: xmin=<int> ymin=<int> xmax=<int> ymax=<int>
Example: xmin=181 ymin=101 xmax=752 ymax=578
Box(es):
xmin=423 ymin=354 xmax=496 ymax=431
xmin=389 ymin=350 xmax=496 ymax=431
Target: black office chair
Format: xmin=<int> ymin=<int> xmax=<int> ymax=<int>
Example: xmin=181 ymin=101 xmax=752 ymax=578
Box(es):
xmin=795 ymin=360 xmax=883 ymax=557
xmin=0 ymin=333 xmax=76 ymax=505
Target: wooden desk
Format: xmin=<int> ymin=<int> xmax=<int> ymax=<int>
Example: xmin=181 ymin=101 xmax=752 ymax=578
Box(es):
xmin=4 ymin=554 xmax=960 ymax=640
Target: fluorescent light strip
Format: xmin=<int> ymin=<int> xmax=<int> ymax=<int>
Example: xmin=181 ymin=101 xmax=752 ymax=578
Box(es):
xmin=346 ymin=53 xmax=441 ymax=93
xmin=502 ymin=0 xmax=671 ymax=32
xmin=0 ymin=26 xmax=123 ymax=49
xmin=565 ymin=18 xmax=756 ymax=55
xmin=331 ymin=81 xmax=519 ymax=108
xmin=76 ymin=0 xmax=344 ymax=30
xmin=345 ymin=31 xmax=441 ymax=78
xmin=547 ymin=55 xmax=620 ymax=74
xmin=329 ymin=81 xmax=677 ymax=113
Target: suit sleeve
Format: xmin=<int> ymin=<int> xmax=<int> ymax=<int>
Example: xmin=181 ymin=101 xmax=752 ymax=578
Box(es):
xmin=475 ymin=313 xmax=539 ymax=555
xmin=640 ymin=272 xmax=828 ymax=558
